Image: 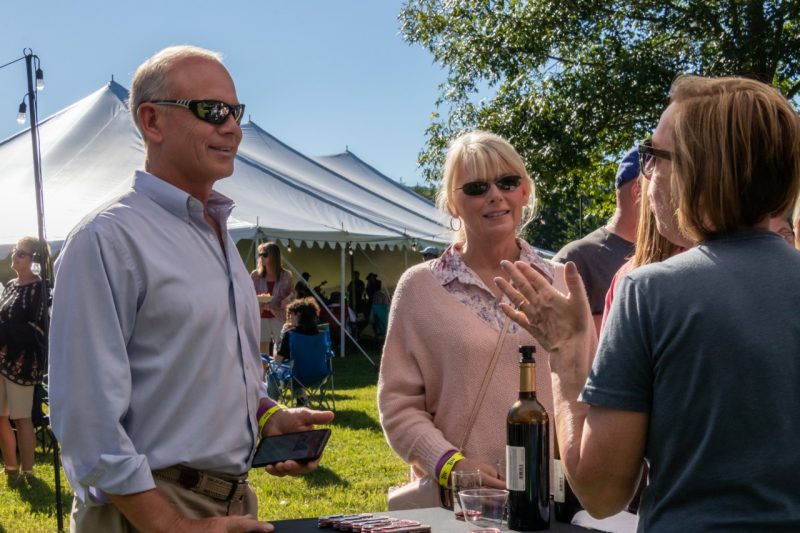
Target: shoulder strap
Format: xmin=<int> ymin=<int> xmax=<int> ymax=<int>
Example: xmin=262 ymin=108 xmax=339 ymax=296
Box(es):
xmin=459 ymin=314 xmax=511 ymax=450
xmin=459 ymin=261 xmax=562 ymax=450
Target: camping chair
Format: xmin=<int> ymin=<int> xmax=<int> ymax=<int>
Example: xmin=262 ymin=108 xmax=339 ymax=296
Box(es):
xmin=287 ymin=330 xmax=336 ymax=411
xmin=263 ymin=354 xmax=294 ymax=406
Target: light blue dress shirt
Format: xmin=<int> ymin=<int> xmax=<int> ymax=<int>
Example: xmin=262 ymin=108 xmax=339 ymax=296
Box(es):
xmin=49 ymin=171 xmax=264 ymax=502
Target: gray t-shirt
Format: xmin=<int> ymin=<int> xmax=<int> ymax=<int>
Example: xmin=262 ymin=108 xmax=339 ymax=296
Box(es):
xmin=582 ymin=230 xmax=800 ymax=532
xmin=554 ymin=227 xmax=633 ymax=315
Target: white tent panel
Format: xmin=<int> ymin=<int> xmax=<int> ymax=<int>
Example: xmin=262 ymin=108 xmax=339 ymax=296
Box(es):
xmin=315 ymin=150 xmax=448 ymax=227
xmin=238 ymin=123 xmax=450 ymax=244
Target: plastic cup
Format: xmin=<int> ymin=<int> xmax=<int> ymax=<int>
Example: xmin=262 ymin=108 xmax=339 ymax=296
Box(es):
xmin=451 ymin=469 xmax=482 ymax=520
xmin=457 ymin=488 xmax=509 ymax=532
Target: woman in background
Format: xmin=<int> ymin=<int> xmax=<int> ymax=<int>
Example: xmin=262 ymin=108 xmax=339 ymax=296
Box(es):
xmin=0 ymin=237 xmax=48 ymax=483
xmin=251 ymin=242 xmax=294 ymax=356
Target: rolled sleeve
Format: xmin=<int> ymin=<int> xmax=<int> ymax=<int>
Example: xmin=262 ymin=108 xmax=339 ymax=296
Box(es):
xmin=49 ymin=224 xmax=155 ymax=501
xmin=580 ymin=274 xmax=654 ymax=413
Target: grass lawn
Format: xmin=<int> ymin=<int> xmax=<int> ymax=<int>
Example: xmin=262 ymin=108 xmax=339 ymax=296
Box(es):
xmin=0 ymin=350 xmax=409 ymax=532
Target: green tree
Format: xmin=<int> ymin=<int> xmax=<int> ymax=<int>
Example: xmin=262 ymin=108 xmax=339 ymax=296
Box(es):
xmin=409 ymin=183 xmax=438 ymax=202
xmin=401 ymin=0 xmax=800 ymax=250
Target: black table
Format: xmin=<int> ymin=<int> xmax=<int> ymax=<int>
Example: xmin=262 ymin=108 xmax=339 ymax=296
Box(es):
xmin=271 ymin=506 xmax=588 ymax=532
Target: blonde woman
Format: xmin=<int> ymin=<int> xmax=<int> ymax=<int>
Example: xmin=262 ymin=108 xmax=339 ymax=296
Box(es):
xmin=251 ymin=242 xmax=294 ymax=355
xmin=0 ymin=236 xmax=48 ymax=483
xmin=378 ymin=130 xmax=595 ymax=507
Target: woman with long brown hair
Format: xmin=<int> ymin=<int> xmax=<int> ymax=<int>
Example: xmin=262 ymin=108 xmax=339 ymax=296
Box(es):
xmin=251 ymin=242 xmax=294 ymax=355
xmin=498 ymin=76 xmax=800 ymax=530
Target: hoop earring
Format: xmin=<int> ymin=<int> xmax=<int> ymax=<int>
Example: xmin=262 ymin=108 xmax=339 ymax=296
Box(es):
xmin=449 ymin=217 xmax=462 ymax=231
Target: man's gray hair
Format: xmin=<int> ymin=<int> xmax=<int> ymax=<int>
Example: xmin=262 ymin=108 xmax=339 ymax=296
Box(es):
xmin=129 ymin=45 xmax=224 ymax=135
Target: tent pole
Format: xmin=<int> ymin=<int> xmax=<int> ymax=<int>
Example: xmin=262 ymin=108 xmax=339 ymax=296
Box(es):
xmin=340 ymin=244 xmax=346 ymax=358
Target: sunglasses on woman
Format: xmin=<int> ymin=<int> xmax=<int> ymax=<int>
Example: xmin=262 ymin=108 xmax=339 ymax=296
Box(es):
xmin=457 ymin=175 xmax=522 ymax=196
xmin=638 ymin=139 xmax=673 ymax=178
xmin=147 ymin=99 xmax=246 ymax=125
xmin=11 ymin=248 xmax=31 ymax=258
xmin=258 ymin=252 xmax=270 ymax=258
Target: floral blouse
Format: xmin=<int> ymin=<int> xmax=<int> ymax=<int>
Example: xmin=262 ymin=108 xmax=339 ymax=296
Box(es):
xmin=430 ymin=240 xmax=554 ymax=334
xmin=0 ymin=279 xmax=47 ymax=385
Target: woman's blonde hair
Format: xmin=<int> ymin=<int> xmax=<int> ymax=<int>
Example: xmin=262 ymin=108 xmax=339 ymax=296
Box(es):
xmin=436 ymin=130 xmax=537 ymax=242
xmin=632 ymin=178 xmax=678 ymax=268
xmin=669 ymin=75 xmax=800 ymax=242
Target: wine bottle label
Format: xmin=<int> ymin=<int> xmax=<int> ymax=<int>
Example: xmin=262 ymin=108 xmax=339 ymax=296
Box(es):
xmin=505 ymin=445 xmax=526 ymax=491
xmin=554 ymin=459 xmax=565 ymax=503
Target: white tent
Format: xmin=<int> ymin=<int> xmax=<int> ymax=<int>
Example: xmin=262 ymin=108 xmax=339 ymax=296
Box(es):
xmin=0 ymin=81 xmax=453 ymax=358
xmin=0 ymin=81 xmax=451 ymax=258
xmin=315 ymin=149 xmax=440 ymax=224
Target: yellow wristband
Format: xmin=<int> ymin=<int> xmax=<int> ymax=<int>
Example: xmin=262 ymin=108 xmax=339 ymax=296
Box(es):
xmin=438 ymin=452 xmax=464 ymax=488
xmin=258 ymin=405 xmax=282 ymax=435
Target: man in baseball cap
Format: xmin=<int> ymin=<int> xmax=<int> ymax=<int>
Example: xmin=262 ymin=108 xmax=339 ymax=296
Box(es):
xmin=553 ymin=147 xmax=640 ymax=334
xmin=420 ymin=246 xmax=440 ymax=261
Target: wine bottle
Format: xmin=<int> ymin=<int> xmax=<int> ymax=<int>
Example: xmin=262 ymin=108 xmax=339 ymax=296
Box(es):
xmin=506 ymin=346 xmax=549 ymax=531
xmin=553 ymin=430 xmax=583 ymax=522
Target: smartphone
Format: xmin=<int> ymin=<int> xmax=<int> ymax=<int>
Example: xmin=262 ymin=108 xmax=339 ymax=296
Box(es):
xmin=251 ymin=428 xmax=331 ymax=468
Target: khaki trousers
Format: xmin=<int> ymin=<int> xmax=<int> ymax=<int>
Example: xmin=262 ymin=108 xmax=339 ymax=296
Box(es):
xmin=69 ymin=476 xmax=258 ymax=532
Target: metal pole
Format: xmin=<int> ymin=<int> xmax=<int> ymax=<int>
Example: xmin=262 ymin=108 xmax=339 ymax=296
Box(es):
xmin=339 ymin=245 xmax=346 ymax=357
xmin=25 ymin=49 xmax=63 ymax=533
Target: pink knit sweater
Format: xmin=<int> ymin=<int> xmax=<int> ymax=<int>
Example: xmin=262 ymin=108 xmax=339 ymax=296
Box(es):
xmin=378 ymin=261 xmax=570 ymax=482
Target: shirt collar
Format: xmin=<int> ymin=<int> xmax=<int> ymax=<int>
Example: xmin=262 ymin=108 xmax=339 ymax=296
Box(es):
xmin=134 ymin=170 xmax=235 ymax=222
xmin=432 ymin=239 xmax=554 ymax=287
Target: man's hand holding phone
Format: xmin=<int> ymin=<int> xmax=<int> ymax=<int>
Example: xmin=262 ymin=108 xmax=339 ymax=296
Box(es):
xmin=259 ymin=406 xmax=334 ymax=477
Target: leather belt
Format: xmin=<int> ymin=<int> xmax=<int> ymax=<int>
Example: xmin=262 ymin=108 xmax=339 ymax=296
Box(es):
xmin=152 ymin=465 xmax=248 ymax=503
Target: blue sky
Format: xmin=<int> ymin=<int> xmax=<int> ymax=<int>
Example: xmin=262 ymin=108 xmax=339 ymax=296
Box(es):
xmin=0 ymin=1 xmax=446 ymax=186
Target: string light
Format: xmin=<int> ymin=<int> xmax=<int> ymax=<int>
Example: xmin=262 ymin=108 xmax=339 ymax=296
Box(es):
xmin=35 ymin=67 xmax=44 ymax=91
xmin=16 ymin=101 xmax=26 ymax=124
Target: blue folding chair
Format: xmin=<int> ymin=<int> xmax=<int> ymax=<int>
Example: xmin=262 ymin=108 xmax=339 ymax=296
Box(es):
xmin=287 ymin=329 xmax=336 ymax=411
xmin=263 ymin=354 xmax=294 ymax=405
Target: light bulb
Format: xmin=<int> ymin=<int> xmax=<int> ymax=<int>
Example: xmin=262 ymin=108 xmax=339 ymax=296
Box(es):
xmin=16 ymin=101 xmax=27 ymax=124
xmin=35 ymin=68 xmax=44 ymax=91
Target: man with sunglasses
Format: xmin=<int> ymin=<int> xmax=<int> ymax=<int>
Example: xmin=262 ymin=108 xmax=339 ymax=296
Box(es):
xmin=553 ymin=148 xmax=640 ymax=334
xmin=49 ymin=46 xmax=332 ymax=533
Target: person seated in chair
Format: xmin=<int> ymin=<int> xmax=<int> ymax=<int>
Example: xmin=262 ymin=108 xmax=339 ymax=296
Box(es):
xmin=276 ymin=297 xmax=322 ymax=406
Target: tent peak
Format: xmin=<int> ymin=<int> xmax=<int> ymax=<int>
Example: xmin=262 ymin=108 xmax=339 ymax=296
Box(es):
xmin=107 ymin=79 xmax=130 ymax=103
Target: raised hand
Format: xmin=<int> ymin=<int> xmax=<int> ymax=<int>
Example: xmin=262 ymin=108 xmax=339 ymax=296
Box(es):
xmin=494 ymin=260 xmax=592 ymax=353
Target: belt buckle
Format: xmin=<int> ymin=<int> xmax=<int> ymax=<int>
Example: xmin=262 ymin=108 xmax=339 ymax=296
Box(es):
xmin=177 ymin=467 xmax=201 ymax=490
xmin=226 ymin=478 xmax=246 ymax=502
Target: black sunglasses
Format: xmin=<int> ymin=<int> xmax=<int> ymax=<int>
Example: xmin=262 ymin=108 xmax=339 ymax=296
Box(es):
xmin=457 ymin=175 xmax=523 ymax=196
xmin=638 ymin=139 xmax=673 ymax=178
xmin=148 ymin=99 xmax=245 ymax=125
xmin=258 ymin=252 xmax=270 ymax=258
xmin=11 ymin=248 xmax=31 ymax=258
